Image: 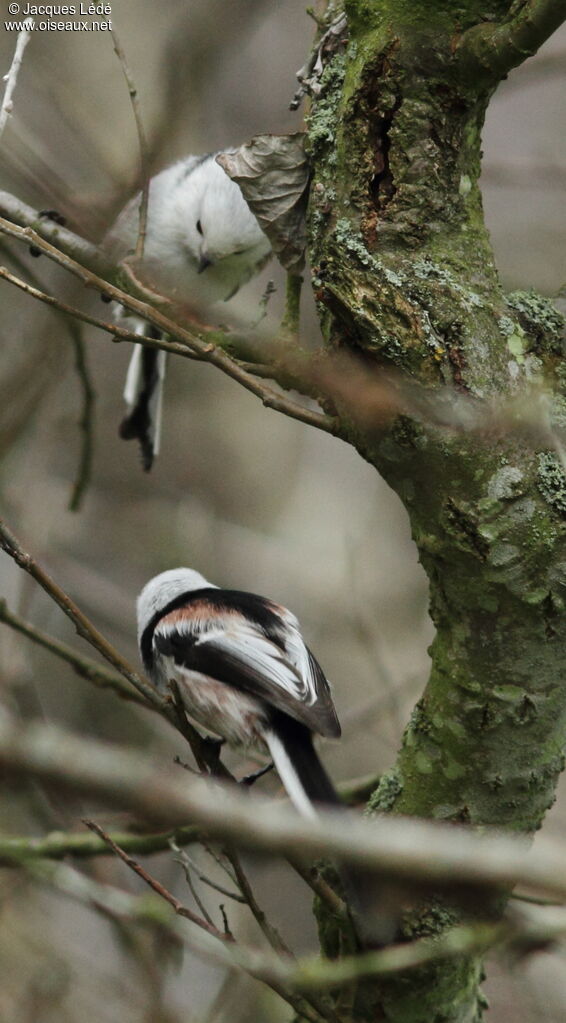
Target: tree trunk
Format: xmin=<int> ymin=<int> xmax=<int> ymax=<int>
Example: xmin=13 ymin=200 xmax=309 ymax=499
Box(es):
xmin=306 ymin=2 xmax=566 ymax=1019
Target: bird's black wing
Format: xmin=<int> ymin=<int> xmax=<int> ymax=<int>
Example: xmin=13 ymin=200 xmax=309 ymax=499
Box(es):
xmin=154 ymin=610 xmax=340 ymax=738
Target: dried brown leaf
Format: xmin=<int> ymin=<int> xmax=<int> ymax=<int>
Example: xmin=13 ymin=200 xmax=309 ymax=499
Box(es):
xmin=217 ymin=133 xmax=309 ymax=273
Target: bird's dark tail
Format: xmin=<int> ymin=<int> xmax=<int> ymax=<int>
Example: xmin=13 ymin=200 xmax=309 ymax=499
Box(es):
xmin=264 ymin=715 xmax=340 ymax=817
xmin=120 ymin=329 xmax=166 ymax=471
xmin=265 ymin=715 xmax=400 ymax=947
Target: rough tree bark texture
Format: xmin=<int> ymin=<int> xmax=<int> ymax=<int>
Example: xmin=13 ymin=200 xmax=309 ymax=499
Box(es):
xmin=306 ymin=2 xmax=566 ymax=1020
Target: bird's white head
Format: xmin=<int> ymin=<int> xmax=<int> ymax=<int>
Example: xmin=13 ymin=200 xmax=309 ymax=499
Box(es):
xmin=136 ymin=567 xmax=216 ymax=640
xmin=179 ymin=156 xmax=269 ymax=270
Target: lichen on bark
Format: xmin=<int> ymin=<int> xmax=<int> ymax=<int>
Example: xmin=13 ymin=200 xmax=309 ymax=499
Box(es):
xmin=303 ymin=2 xmax=566 ymax=1020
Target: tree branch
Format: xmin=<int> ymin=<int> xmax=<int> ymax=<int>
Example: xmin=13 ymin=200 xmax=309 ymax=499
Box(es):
xmin=0 ymin=598 xmax=148 ymax=708
xmin=82 ymin=821 xmax=328 ymax=1023
xmin=5 ymin=706 xmax=566 ymax=903
xmin=457 ymin=0 xmax=566 ymax=79
xmin=0 ymin=190 xmax=112 ymax=277
xmin=0 ymin=517 xmax=161 ymax=709
xmin=0 ymin=264 xmax=202 ymax=356
xmin=83 ymin=819 xmax=231 ymax=941
xmin=0 ymin=823 xmax=200 ymax=864
xmin=225 ymin=848 xmax=293 ymax=956
xmin=28 ymin=858 xmax=324 ymax=1021
xmin=27 ymin=855 xmax=566 ymax=996
xmin=0 ymin=765 xmax=381 ymax=865
xmin=0 ymin=18 xmax=34 ymax=142
xmin=0 ymin=216 xmax=340 ymax=437
xmin=110 ymin=28 xmax=150 ymax=262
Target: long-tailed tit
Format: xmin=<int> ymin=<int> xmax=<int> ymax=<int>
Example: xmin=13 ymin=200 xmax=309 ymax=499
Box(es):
xmin=137 ymin=567 xmax=341 ymax=817
xmin=105 ymin=154 xmax=272 ymax=470
xmin=138 ymin=567 xmax=400 ymax=945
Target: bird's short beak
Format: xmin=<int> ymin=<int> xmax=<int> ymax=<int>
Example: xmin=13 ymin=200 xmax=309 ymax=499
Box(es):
xmin=197 ymin=253 xmax=212 ymax=274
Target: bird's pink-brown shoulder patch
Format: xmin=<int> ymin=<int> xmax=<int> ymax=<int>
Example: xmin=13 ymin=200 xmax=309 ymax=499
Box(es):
xmin=159 ymin=600 xmax=244 ymax=629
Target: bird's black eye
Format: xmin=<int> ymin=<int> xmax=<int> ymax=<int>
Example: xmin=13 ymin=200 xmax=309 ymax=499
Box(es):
xmin=196 ymin=219 xmax=203 ymax=236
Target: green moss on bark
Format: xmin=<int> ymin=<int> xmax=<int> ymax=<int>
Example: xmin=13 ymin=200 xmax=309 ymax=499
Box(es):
xmin=305 ymin=3 xmax=566 ymax=1021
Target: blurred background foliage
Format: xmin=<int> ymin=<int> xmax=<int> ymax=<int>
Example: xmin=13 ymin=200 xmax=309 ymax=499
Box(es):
xmin=0 ymin=1 xmax=564 ymax=1019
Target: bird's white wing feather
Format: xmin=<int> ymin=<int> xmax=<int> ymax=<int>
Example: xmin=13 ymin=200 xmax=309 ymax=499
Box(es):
xmin=196 ymin=621 xmax=308 ymax=700
xmin=153 ymin=613 xmax=338 ymax=736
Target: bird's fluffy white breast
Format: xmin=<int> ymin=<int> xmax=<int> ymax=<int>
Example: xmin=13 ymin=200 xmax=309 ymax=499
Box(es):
xmin=105 ymin=155 xmax=270 ymax=307
xmin=164 ymin=662 xmax=268 ymax=750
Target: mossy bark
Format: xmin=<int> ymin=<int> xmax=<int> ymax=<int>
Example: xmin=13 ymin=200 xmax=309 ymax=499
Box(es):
xmin=305 ymin=2 xmax=566 ymax=1020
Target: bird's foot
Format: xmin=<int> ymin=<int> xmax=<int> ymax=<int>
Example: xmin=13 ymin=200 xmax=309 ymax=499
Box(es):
xmin=29 ymin=209 xmax=67 ymax=257
xmin=240 ymin=761 xmax=274 ymax=787
xmin=201 ymin=735 xmax=226 ymax=769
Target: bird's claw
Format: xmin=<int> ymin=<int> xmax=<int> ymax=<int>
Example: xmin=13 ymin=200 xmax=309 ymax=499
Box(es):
xmin=240 ymin=761 xmax=274 ymax=787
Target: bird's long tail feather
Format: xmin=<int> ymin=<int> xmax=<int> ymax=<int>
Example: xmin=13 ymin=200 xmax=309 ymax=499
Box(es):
xmin=265 ymin=716 xmax=340 ymax=817
xmin=120 ymin=329 xmax=167 ymax=471
xmin=265 ymin=715 xmax=400 ymax=947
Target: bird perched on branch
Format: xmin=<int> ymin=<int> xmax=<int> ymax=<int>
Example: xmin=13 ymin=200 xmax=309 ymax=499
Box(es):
xmin=105 ymin=154 xmax=272 ymax=470
xmin=137 ymin=567 xmax=340 ymax=816
xmin=137 ymin=567 xmax=402 ymax=945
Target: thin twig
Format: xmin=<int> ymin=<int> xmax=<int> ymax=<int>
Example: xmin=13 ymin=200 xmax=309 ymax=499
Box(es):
xmin=28 ymin=858 xmax=322 ymax=1020
xmin=171 ymin=842 xmax=246 ymax=904
xmin=83 ymin=819 xmax=231 ymax=941
xmin=110 ymin=28 xmax=150 ymax=262
xmin=0 ymin=244 xmax=96 ymax=512
xmin=0 ymin=265 xmax=201 ymax=358
xmin=67 ymin=321 xmax=95 ymax=512
xmin=226 ymin=848 xmax=292 ymax=956
xmin=0 ymin=824 xmax=201 ymax=864
xmin=222 ymin=853 xmax=345 ymax=1023
xmin=0 ymin=218 xmax=340 ymax=437
xmin=510 ymin=891 xmax=564 ymax=907
xmin=0 ymin=598 xmax=148 ymax=708
xmin=82 ymin=820 xmax=323 ymax=1022
xmin=201 ymin=842 xmax=239 ymax=886
xmin=173 ymin=848 xmax=217 ymax=928
xmin=0 ymin=18 xmax=34 ymax=142
xmin=0 ymin=516 xmax=160 ymax=709
xmin=288 ymin=857 xmax=348 ymax=920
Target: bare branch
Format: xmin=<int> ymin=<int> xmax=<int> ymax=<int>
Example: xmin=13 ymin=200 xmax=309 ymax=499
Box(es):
xmin=0 ymin=217 xmax=340 ymax=437
xmin=31 ymin=857 xmax=566 ymax=996
xmin=288 ymin=857 xmax=348 ymax=920
xmin=5 ymin=706 xmax=566 ymax=903
xmin=83 ymin=819 xmax=230 ymax=941
xmin=0 ymin=18 xmax=34 ymax=141
xmin=82 ymin=821 xmax=325 ymax=1022
xmin=0 ymin=797 xmax=373 ymax=872
xmin=226 ymin=848 xmax=292 ymax=956
xmin=0 ymin=517 xmax=160 ymax=709
xmin=269 ymin=921 xmax=507 ymax=990
xmin=171 ymin=843 xmax=246 ymax=904
xmin=457 ymin=0 xmax=566 ymax=79
xmin=110 ymin=28 xmax=150 ymax=262
xmin=0 ymin=598 xmax=148 ymax=708
xmin=0 ymin=249 xmax=97 ymax=513
xmin=0 ymin=823 xmax=200 ymax=864
xmin=0 ymin=190 xmax=112 ymax=278
xmin=0 ymin=264 xmax=201 ymax=357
